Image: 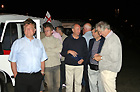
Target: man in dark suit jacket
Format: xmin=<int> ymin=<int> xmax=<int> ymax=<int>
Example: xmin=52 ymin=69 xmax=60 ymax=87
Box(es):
xmin=88 ymin=29 xmax=105 ymax=92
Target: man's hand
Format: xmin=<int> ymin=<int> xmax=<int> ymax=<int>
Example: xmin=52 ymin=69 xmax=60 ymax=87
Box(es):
xmin=41 ymin=71 xmax=45 ymax=76
xmin=14 ymin=72 xmax=17 ymax=78
xmin=93 ymin=54 xmax=102 ymax=61
xmin=67 ymin=50 xmax=78 ymax=57
xmin=78 ymin=59 xmax=84 ymax=64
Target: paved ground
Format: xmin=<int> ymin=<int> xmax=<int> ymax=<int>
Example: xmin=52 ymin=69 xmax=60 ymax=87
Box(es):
xmin=4 ymin=39 xmax=140 ymax=92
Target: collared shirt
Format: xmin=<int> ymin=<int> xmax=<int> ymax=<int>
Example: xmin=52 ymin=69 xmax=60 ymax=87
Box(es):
xmin=83 ymin=31 xmax=93 ymax=49
xmin=105 ymin=30 xmax=113 ymax=39
xmin=9 ymin=36 xmax=48 ymax=73
xmin=52 ymin=30 xmax=62 ymax=43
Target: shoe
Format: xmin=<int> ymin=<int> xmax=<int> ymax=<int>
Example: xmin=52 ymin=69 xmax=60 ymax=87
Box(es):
xmin=62 ymin=84 xmax=66 ymax=89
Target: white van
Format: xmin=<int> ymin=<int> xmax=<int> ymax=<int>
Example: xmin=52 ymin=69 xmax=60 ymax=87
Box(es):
xmin=0 ymin=14 xmax=61 ymax=92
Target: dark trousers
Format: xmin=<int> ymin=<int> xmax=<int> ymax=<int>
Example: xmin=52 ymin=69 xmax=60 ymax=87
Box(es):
xmin=83 ymin=64 xmax=90 ymax=92
xmin=15 ymin=71 xmax=43 ymax=92
xmin=59 ymin=61 xmax=66 ymax=92
xmin=60 ymin=61 xmax=65 ymax=84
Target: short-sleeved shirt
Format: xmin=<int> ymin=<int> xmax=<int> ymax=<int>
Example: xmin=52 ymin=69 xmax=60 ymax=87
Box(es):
xmin=9 ymin=36 xmax=48 ymax=73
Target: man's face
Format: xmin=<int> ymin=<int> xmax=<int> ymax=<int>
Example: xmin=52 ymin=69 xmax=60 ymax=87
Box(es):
xmin=55 ymin=27 xmax=60 ymax=34
xmin=92 ymin=29 xmax=100 ymax=39
xmin=97 ymin=27 xmax=108 ymax=38
xmin=72 ymin=24 xmax=81 ymax=36
xmin=24 ymin=23 xmax=36 ymax=38
xmin=44 ymin=27 xmax=53 ymax=37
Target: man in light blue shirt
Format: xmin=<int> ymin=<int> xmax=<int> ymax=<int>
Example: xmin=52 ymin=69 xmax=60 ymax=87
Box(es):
xmin=82 ymin=23 xmax=93 ymax=92
xmin=83 ymin=23 xmax=93 ymax=48
xmin=9 ymin=18 xmax=48 ymax=92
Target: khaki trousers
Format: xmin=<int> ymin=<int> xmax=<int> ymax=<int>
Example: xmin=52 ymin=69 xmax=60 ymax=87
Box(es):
xmin=101 ymin=70 xmax=117 ymax=92
xmin=65 ymin=64 xmax=83 ymax=92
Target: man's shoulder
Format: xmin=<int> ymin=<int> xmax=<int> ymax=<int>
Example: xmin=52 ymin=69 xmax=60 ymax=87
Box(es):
xmin=89 ymin=38 xmax=95 ymax=42
xmin=83 ymin=31 xmax=92 ymax=37
xmin=13 ymin=37 xmax=25 ymax=43
xmin=11 ymin=37 xmax=26 ymax=47
xmin=34 ymin=38 xmax=42 ymax=43
xmin=53 ymin=36 xmax=61 ymax=43
xmin=63 ymin=35 xmax=71 ymax=41
xmin=41 ymin=37 xmax=46 ymax=41
xmin=81 ymin=36 xmax=88 ymax=41
xmin=108 ymin=33 xmax=120 ymax=42
xmin=62 ymin=34 xmax=68 ymax=38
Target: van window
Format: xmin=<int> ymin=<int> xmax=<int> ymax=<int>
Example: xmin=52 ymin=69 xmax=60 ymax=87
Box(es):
xmin=3 ymin=23 xmax=18 ymax=50
xmin=1 ymin=22 xmax=37 ymax=55
xmin=2 ymin=23 xmax=18 ymax=54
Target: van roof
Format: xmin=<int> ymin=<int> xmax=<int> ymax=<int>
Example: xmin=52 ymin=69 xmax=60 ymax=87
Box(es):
xmin=0 ymin=13 xmax=62 ymax=27
xmin=0 ymin=13 xmax=44 ymax=24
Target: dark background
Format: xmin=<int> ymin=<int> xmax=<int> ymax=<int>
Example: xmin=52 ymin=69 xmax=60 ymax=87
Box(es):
xmin=0 ymin=0 xmax=139 ymax=21
xmin=1 ymin=0 xmax=140 ymax=32
xmin=1 ymin=1 xmax=140 ymax=92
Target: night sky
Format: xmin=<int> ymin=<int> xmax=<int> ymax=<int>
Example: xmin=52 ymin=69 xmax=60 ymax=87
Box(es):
xmin=0 ymin=0 xmax=140 ymax=26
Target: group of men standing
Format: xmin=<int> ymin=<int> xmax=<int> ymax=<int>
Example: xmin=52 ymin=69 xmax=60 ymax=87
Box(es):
xmin=9 ymin=18 xmax=122 ymax=92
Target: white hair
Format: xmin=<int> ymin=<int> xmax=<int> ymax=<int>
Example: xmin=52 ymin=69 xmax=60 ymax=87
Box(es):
xmin=84 ymin=23 xmax=92 ymax=30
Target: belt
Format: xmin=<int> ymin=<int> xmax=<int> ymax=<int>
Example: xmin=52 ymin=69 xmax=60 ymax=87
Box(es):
xmin=18 ymin=71 xmax=41 ymax=75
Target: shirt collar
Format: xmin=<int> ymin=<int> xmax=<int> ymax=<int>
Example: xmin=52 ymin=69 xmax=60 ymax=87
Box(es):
xmin=24 ymin=36 xmax=35 ymax=41
xmin=71 ymin=34 xmax=80 ymax=40
xmin=105 ymin=30 xmax=113 ymax=39
xmin=85 ymin=31 xmax=92 ymax=34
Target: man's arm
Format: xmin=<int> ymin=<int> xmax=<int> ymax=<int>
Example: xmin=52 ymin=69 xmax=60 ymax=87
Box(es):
xmin=46 ymin=39 xmax=62 ymax=53
xmin=41 ymin=61 xmax=45 ymax=75
xmin=11 ymin=62 xmax=17 ymax=78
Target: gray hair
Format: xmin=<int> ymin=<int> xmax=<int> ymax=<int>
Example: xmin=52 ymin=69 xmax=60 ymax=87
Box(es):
xmin=95 ymin=21 xmax=110 ymax=31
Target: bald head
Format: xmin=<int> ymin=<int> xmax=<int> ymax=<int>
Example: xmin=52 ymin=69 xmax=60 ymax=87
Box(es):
xmin=83 ymin=23 xmax=92 ymax=34
xmin=72 ymin=24 xmax=81 ymax=36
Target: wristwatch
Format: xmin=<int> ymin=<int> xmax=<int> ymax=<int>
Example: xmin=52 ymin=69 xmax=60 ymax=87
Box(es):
xmin=41 ymin=71 xmax=45 ymax=74
xmin=101 ymin=56 xmax=103 ymax=60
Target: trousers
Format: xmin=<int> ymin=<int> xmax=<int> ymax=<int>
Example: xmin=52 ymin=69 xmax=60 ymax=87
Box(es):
xmin=15 ymin=71 xmax=43 ymax=92
xmin=88 ymin=65 xmax=105 ymax=92
xmin=44 ymin=65 xmax=60 ymax=92
xmin=101 ymin=70 xmax=117 ymax=92
xmin=65 ymin=64 xmax=83 ymax=92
